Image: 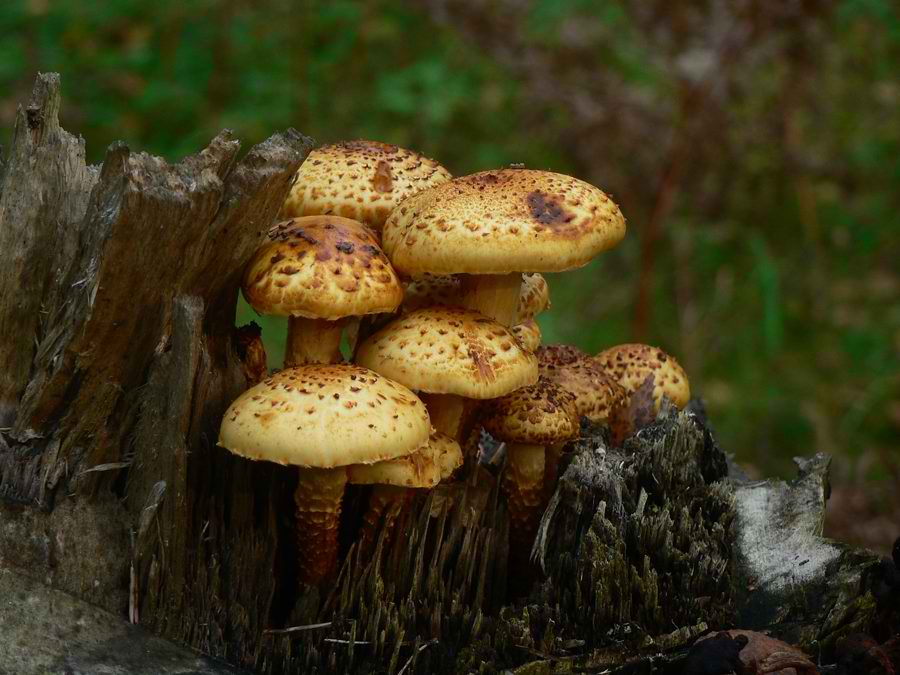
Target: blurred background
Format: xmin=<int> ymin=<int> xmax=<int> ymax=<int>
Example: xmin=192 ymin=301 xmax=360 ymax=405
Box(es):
xmin=1 ymin=0 xmax=897 ymax=551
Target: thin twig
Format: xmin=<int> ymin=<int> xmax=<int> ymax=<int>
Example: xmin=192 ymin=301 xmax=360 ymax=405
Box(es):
xmin=263 ymin=621 xmax=332 ymax=635
xmin=397 ymin=639 xmax=439 ymax=675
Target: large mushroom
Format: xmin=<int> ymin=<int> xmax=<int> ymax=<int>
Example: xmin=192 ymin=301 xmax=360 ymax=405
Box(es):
xmin=282 ymin=140 xmax=452 ymax=231
xmin=595 ymin=343 xmax=691 ymax=409
xmin=482 ymin=377 xmax=579 ymax=556
xmin=218 ymin=365 xmax=431 ymax=586
xmin=243 ymin=216 xmax=403 ymax=366
xmin=355 ymin=306 xmax=538 ymax=441
xmin=382 ymin=169 xmax=625 ymax=327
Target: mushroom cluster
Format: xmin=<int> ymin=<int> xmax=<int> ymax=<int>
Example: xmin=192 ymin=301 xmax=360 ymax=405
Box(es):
xmin=218 ymin=139 xmax=695 ymax=593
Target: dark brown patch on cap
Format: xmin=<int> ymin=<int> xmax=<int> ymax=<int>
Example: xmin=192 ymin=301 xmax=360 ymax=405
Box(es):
xmin=527 ymin=191 xmax=570 ymax=225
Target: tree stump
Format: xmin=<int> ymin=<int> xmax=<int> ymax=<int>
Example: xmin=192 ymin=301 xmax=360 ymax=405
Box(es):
xmin=0 ymin=74 xmax=889 ymax=675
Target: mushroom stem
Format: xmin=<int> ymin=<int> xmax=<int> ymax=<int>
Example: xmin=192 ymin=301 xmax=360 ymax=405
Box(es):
xmin=502 ymin=442 xmax=546 ymax=557
xmin=458 ymin=273 xmax=522 ymax=327
xmin=285 ymin=317 xmax=346 ymax=366
xmin=295 ymin=467 xmax=347 ymax=586
xmin=419 ymin=393 xmax=468 ymax=441
xmin=358 ymin=484 xmax=409 ymax=555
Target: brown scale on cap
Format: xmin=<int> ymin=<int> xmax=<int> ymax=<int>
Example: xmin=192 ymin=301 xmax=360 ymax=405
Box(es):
xmin=596 ymin=343 xmax=691 ymax=410
xmin=537 ymin=344 xmax=628 ymax=423
xmin=511 ymin=318 xmax=542 ymax=353
xmin=244 ymin=215 xmax=403 ymax=320
xmin=382 ymin=168 xmax=626 ymax=277
xmin=356 ymin=306 xmax=538 ymax=400
xmin=218 ymin=364 xmax=430 ymax=586
xmin=282 ymin=140 xmax=452 ymax=229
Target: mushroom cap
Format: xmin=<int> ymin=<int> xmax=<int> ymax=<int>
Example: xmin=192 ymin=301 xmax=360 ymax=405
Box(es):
xmin=511 ymin=318 xmax=542 ymax=353
xmin=355 ymin=306 xmax=539 ymax=399
xmin=282 ymin=140 xmax=452 ymax=229
xmin=218 ymin=365 xmax=431 ymax=468
xmin=482 ymin=377 xmax=579 ymax=445
xmin=537 ymin=344 xmax=628 ymax=422
xmin=346 ymin=430 xmax=462 ymax=487
xmin=242 ymin=216 xmax=404 ymax=320
xmin=382 ymin=168 xmax=626 ymax=277
xmin=401 ymin=275 xmax=463 ymax=313
xmin=518 ymin=273 xmax=550 ymax=320
xmin=595 ymin=344 xmax=691 ymax=409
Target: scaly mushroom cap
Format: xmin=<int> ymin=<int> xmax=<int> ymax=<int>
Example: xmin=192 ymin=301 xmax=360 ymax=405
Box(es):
xmin=382 ymin=168 xmax=626 ymax=277
xmin=518 ymin=273 xmax=550 ymax=320
xmin=537 ymin=344 xmax=627 ymax=422
xmin=282 ymin=140 xmax=452 ymax=229
xmin=596 ymin=344 xmax=691 ymax=409
xmin=218 ymin=365 xmax=431 ymax=467
xmin=346 ymin=430 xmax=462 ymax=487
xmin=511 ymin=318 xmax=542 ymax=352
xmin=401 ymin=275 xmax=463 ymax=313
xmin=243 ymin=216 xmax=404 ymax=320
xmin=482 ymin=377 xmax=579 ymax=445
xmin=355 ymin=306 xmax=538 ymax=399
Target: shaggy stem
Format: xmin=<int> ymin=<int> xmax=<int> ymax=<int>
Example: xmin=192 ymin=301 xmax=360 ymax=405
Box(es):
xmin=285 ymin=317 xmax=346 ymax=366
xmin=543 ymin=442 xmax=566 ymax=502
xmin=502 ymin=443 xmax=546 ymax=558
xmin=420 ymin=393 xmax=468 ymax=441
xmin=358 ymin=484 xmax=409 ymax=555
xmin=458 ymin=273 xmax=522 ymax=328
xmin=295 ymin=467 xmax=347 ymax=586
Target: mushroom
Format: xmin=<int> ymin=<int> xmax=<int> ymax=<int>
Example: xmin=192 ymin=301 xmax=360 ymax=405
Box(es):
xmin=481 ymin=377 xmax=579 ymax=556
xmin=355 ymin=306 xmax=538 ymax=441
xmin=218 ymin=364 xmax=431 ymax=585
xmin=282 ymin=140 xmax=452 ymax=230
xmin=243 ymin=216 xmax=403 ymax=367
xmin=382 ymin=169 xmax=625 ymax=327
xmin=235 ymin=322 xmax=268 ymax=385
xmin=536 ymin=344 xmax=628 ymax=497
xmin=354 ymin=431 xmax=463 ymax=553
xmin=511 ymin=319 xmax=542 ymax=353
xmin=595 ymin=343 xmax=691 ymax=409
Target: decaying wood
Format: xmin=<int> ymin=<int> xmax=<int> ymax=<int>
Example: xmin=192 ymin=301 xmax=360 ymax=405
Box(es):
xmin=0 ymin=75 xmax=888 ymax=675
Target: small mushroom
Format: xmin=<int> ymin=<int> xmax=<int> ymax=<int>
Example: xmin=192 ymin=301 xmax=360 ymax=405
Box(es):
xmin=382 ymin=169 xmax=625 ymax=327
xmin=511 ymin=318 xmax=542 ymax=353
xmin=235 ymin=322 xmax=268 ymax=385
xmin=282 ymin=140 xmax=452 ymax=230
xmin=243 ymin=216 xmax=403 ymax=366
xmin=218 ymin=364 xmax=431 ymax=585
xmin=596 ymin=343 xmax=691 ymax=409
xmin=355 ymin=306 xmax=538 ymax=442
xmin=537 ymin=344 xmax=628 ymax=422
xmin=517 ymin=273 xmax=551 ymax=322
xmin=481 ymin=377 xmax=579 ymax=557
xmin=353 ymin=431 xmax=463 ymax=553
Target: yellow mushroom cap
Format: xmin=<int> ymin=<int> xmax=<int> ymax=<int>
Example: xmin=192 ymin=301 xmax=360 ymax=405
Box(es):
xmin=595 ymin=344 xmax=691 ymax=409
xmin=537 ymin=344 xmax=628 ymax=422
xmin=382 ymin=168 xmax=626 ymax=277
xmin=511 ymin=318 xmax=542 ymax=353
xmin=347 ymin=430 xmax=462 ymax=488
xmin=518 ymin=273 xmax=550 ymax=321
xmin=482 ymin=377 xmax=580 ymax=445
xmin=242 ymin=216 xmax=404 ymax=320
xmin=355 ymin=306 xmax=538 ymax=399
xmin=282 ymin=140 xmax=452 ymax=229
xmin=218 ymin=365 xmax=431 ymax=468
